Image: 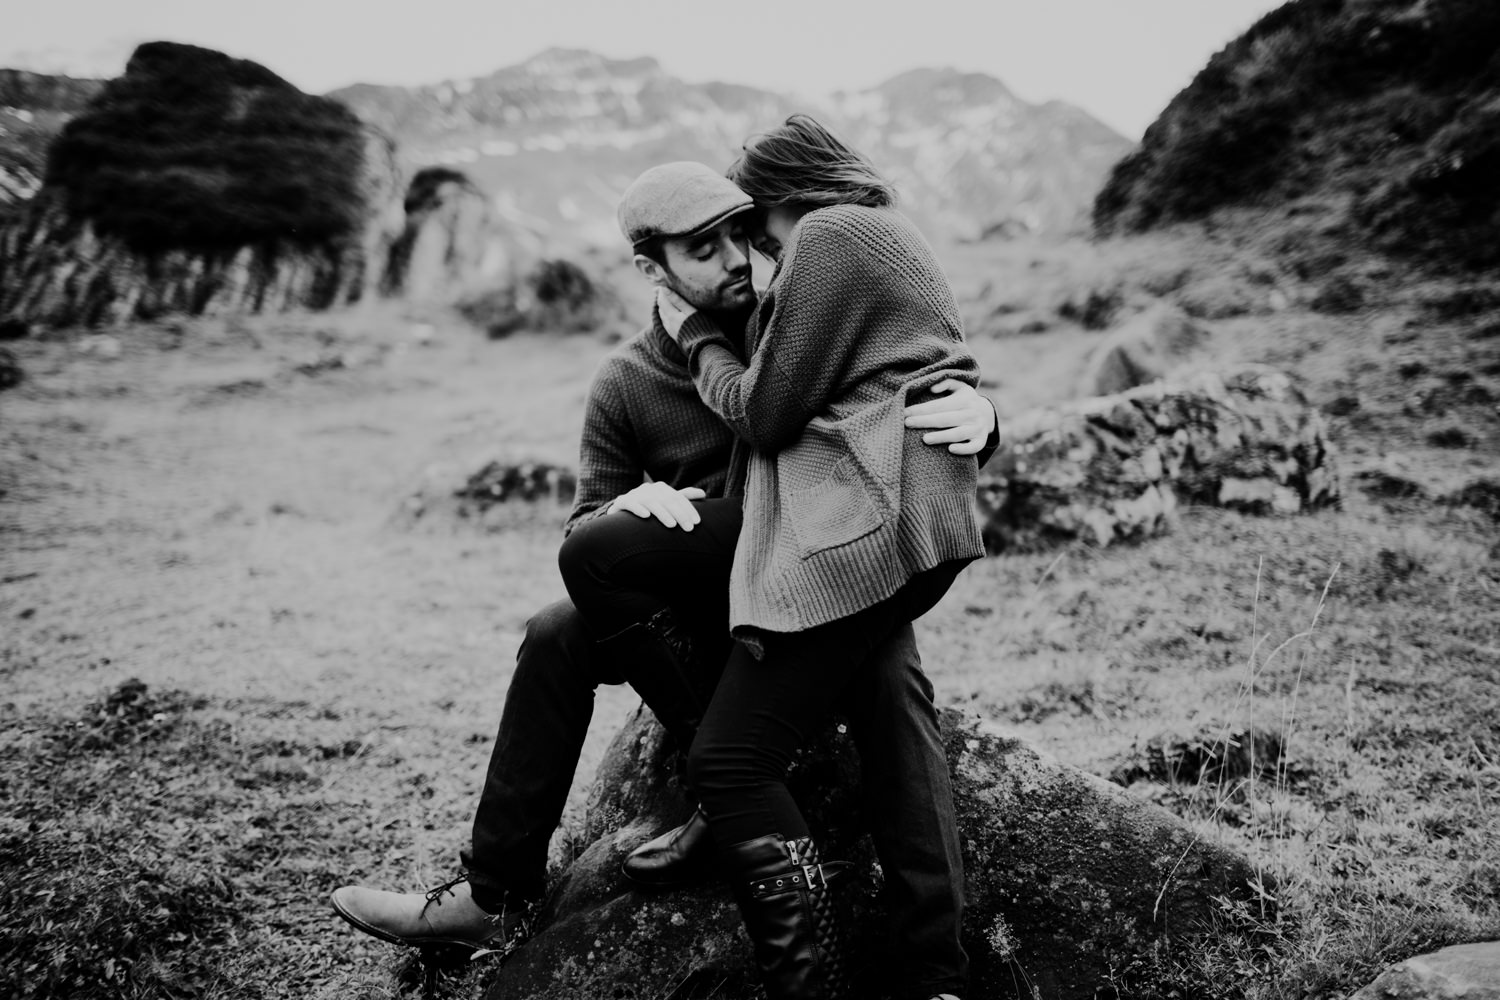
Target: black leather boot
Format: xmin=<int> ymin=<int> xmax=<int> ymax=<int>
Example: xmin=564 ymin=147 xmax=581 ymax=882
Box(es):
xmin=722 ymin=834 xmax=853 ymax=1000
xmin=622 ymin=806 xmax=713 ymax=885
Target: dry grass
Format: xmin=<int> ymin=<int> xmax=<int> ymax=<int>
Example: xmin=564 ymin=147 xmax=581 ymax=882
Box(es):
xmin=1 ymin=231 xmax=1498 ymax=999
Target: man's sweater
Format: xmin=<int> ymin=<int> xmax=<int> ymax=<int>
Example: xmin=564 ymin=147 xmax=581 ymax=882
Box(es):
xmin=564 ymin=314 xmax=739 ymax=533
xmin=675 ymin=204 xmax=985 ymax=641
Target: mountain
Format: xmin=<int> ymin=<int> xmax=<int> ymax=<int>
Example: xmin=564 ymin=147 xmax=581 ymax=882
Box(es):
xmin=329 ymin=48 xmax=1131 ymax=245
xmin=0 ymin=69 xmax=104 ymax=208
xmin=1094 ymin=0 xmax=1500 ymax=271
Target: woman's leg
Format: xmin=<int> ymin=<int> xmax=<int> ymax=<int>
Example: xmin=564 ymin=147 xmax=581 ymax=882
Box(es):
xmin=687 ymin=561 xmax=968 ymax=1000
xmin=686 ymin=560 xmax=959 ymax=846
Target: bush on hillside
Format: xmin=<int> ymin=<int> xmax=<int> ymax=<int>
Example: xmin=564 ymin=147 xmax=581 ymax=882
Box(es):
xmin=1093 ymin=0 xmax=1500 ymax=271
xmin=43 ymin=42 xmax=367 ymax=253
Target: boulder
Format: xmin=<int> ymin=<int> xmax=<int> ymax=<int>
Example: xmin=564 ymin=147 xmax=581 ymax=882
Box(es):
xmin=978 ymin=365 xmax=1339 ymax=553
xmin=381 ymin=167 xmax=513 ymax=302
xmin=0 ymin=43 xmax=404 ymax=329
xmin=396 ymin=459 xmax=576 ymax=531
xmin=1076 ymin=302 xmax=1206 ymax=398
xmin=482 ymin=706 xmax=1271 ymax=1000
xmin=1351 ymin=942 xmax=1500 ymax=1000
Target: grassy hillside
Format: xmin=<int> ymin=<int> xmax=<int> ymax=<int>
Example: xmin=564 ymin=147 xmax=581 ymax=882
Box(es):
xmin=1094 ymin=0 xmax=1500 ymax=270
xmin=42 ymin=42 xmax=368 ymax=252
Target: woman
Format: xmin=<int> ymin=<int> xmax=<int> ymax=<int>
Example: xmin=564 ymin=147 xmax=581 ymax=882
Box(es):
xmin=560 ymin=115 xmax=981 ymax=1000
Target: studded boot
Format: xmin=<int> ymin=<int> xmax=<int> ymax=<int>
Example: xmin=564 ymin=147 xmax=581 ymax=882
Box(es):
xmin=721 ymin=833 xmax=853 ymax=1000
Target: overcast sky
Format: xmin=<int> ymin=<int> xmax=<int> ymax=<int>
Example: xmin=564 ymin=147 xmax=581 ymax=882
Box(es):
xmin=3 ymin=0 xmax=1286 ymax=139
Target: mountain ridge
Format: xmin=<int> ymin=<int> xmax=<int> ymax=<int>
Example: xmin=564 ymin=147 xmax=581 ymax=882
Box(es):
xmin=328 ymin=47 xmax=1131 ymax=245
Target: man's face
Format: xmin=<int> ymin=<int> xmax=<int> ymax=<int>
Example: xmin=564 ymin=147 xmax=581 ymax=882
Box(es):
xmin=641 ymin=215 xmax=755 ymax=313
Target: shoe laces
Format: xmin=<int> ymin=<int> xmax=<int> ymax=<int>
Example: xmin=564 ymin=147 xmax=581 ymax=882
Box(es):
xmin=422 ymin=872 xmax=469 ymax=910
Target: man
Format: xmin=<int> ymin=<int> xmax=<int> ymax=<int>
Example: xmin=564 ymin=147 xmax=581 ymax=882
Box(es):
xmin=332 ymin=162 xmax=994 ymax=999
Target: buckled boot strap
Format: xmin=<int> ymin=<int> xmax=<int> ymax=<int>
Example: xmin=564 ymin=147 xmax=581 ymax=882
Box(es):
xmin=745 ymin=860 xmax=854 ymax=900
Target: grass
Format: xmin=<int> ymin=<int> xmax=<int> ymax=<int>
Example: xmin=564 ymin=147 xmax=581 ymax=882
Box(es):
xmin=0 ymin=224 xmax=1498 ymax=999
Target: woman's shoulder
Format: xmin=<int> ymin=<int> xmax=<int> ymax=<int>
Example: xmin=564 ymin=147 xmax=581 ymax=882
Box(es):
xmin=791 ymin=204 xmax=942 ymax=283
xmin=799 ymin=203 xmax=915 ymax=241
xmin=786 ymin=204 xmax=928 ymax=271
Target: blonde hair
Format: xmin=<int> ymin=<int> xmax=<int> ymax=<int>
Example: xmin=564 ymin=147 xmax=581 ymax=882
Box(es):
xmin=727 ymin=114 xmax=896 ymax=210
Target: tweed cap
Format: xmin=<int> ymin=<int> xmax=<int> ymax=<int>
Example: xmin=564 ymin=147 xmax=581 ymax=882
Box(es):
xmin=617 ymin=161 xmax=753 ymax=248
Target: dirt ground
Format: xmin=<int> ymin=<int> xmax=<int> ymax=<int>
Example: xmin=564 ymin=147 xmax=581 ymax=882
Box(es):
xmin=2 ymin=246 xmax=1499 ymax=998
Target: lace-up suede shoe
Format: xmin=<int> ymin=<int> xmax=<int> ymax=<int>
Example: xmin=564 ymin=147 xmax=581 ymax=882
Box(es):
xmin=331 ymin=875 xmax=533 ymax=951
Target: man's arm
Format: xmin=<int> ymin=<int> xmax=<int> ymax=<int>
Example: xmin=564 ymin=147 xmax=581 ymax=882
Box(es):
xmin=564 ymin=366 xmax=707 ymax=535
xmin=564 ymin=373 xmax=646 ymax=534
xmin=903 ymin=380 xmax=1001 ymax=464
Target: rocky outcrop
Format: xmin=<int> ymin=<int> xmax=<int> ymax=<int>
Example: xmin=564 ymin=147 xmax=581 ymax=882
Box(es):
xmin=481 ymin=706 xmax=1270 ymax=1000
xmin=1076 ymin=303 xmax=1207 ymax=398
xmin=978 ymin=366 xmax=1339 ymax=552
xmin=1093 ymin=0 xmax=1500 ymax=269
xmin=381 ymin=167 xmax=513 ymax=302
xmin=0 ymin=70 xmax=105 ymax=211
xmin=0 ymin=43 xmax=404 ymax=329
xmin=1351 ymin=942 xmax=1500 ymax=1000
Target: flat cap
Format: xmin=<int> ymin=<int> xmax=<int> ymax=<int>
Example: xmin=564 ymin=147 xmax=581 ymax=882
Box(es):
xmin=617 ymin=161 xmax=753 ymax=248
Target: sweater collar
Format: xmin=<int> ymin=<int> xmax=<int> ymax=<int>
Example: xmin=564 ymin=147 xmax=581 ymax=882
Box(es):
xmin=648 ymin=302 xmax=752 ymax=365
xmin=648 ymin=304 xmax=689 ymax=367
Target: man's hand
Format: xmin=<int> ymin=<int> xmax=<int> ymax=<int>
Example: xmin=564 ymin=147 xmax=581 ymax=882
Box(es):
xmin=904 ymin=379 xmax=998 ymax=455
xmin=655 ymin=287 xmax=696 ymax=341
xmin=607 ymin=482 xmax=706 ymax=530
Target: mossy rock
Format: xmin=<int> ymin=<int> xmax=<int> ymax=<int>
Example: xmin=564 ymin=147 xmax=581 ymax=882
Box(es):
xmin=483 ymin=706 xmax=1271 ymax=999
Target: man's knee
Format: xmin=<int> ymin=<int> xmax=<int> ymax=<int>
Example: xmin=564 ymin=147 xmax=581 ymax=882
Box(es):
xmin=518 ymin=598 xmax=624 ymax=686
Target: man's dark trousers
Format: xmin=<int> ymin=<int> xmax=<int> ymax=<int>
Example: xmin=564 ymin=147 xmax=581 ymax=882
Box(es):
xmin=459 ymin=598 xmax=967 ymax=996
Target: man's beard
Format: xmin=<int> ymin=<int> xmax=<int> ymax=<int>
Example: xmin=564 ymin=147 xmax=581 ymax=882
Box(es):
xmin=666 ymin=276 xmax=756 ymax=330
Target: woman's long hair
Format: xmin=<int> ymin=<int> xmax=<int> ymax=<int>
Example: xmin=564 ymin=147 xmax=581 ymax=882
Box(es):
xmin=727 ymin=114 xmax=897 ymax=209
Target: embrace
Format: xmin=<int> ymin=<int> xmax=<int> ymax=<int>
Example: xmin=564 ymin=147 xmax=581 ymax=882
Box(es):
xmin=334 ymin=115 xmax=997 ymax=1000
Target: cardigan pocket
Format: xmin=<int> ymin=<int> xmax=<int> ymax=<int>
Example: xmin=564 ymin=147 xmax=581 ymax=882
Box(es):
xmin=778 ymin=452 xmax=883 ymax=559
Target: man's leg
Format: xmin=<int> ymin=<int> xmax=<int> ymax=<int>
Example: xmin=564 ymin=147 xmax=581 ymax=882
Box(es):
xmin=844 ymin=624 xmax=968 ymax=1000
xmin=333 ymin=599 xmax=618 ymax=947
xmin=463 ymin=598 xmax=619 ymax=905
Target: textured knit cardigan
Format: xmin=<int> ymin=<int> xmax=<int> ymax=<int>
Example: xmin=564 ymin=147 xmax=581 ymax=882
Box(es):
xmin=675 ymin=203 xmax=985 ymax=642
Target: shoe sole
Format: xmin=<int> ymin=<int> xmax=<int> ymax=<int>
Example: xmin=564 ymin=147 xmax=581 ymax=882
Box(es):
xmin=330 ymin=894 xmax=485 ymax=951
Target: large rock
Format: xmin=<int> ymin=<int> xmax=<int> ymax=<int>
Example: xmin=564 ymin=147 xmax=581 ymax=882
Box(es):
xmin=978 ymin=365 xmax=1339 ymax=553
xmin=0 ymin=43 xmax=404 ymax=328
xmin=381 ymin=167 xmax=513 ymax=302
xmin=1351 ymin=942 xmax=1500 ymax=1000
xmin=481 ymin=706 xmax=1270 ymax=1000
xmin=1075 ymin=302 xmax=1206 ymax=398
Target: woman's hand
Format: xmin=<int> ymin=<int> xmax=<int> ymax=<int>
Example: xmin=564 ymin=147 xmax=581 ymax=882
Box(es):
xmin=904 ymin=379 xmax=997 ymax=455
xmin=655 ymin=287 xmax=697 ymax=342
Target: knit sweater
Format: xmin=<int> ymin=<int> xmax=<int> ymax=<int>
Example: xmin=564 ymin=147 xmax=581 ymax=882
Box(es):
xmin=563 ymin=313 xmax=740 ymax=533
xmin=675 ymin=203 xmax=985 ymax=639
